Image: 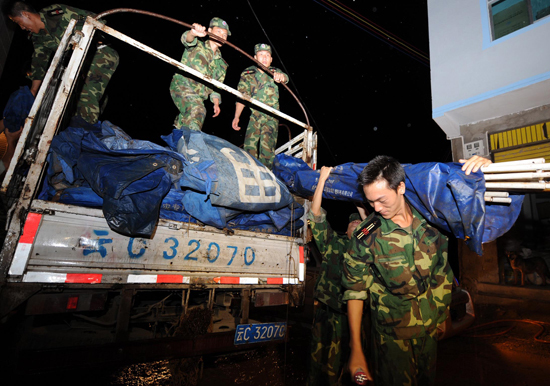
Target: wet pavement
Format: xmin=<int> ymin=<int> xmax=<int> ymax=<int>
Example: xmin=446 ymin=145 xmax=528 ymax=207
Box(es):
xmin=436 ymin=302 xmax=550 ymax=386
xmin=6 ymin=302 xmax=550 ymax=385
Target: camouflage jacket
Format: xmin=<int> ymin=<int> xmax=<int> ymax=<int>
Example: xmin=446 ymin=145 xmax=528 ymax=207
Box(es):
xmin=237 ymin=66 xmax=288 ymax=110
xmin=29 ymin=4 xmax=96 ymax=81
xmin=342 ymin=204 xmax=453 ymax=340
xmin=174 ymin=30 xmax=228 ymax=104
xmin=308 ymin=208 xmax=349 ymax=313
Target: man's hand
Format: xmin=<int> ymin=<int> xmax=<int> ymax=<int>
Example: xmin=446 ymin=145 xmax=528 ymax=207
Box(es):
xmin=232 ymin=117 xmax=241 ymax=131
xmin=348 ymin=348 xmax=373 ymax=384
xmin=459 ymin=155 xmax=492 ymax=175
xmin=273 ymin=72 xmax=286 ymax=83
xmin=319 ymin=166 xmax=333 ymax=182
xmin=190 ymin=23 xmax=207 ymax=38
xmin=212 ymin=99 xmax=221 ymax=118
xmin=233 ymin=102 xmax=245 ymax=130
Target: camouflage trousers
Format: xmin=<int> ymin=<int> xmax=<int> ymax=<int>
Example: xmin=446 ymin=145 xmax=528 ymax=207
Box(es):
xmin=372 ymin=329 xmax=438 ymax=386
xmin=243 ymin=110 xmax=278 ymax=169
xmin=76 ymin=45 xmax=119 ymax=124
xmin=170 ymin=75 xmax=206 ymax=131
xmin=307 ymin=305 xmax=350 ymax=386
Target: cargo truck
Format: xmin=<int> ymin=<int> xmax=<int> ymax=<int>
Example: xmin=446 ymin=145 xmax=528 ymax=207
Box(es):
xmin=0 ymin=14 xmax=317 ymax=372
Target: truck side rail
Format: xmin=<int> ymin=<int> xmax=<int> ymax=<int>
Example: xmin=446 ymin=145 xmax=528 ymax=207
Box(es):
xmin=0 ymin=20 xmax=96 ymax=282
xmin=1 ymin=19 xmax=78 ymax=193
xmin=275 ymin=129 xmax=318 ymax=170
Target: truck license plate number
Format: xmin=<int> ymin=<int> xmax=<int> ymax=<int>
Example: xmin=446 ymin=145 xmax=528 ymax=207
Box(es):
xmin=234 ymin=322 xmax=287 ymax=345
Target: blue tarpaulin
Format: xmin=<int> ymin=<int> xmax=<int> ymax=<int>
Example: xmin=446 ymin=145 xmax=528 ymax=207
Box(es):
xmin=40 ymin=119 xmax=523 ymax=252
xmin=162 ymin=127 xmax=295 ymax=219
xmin=40 ymin=119 xmax=301 ymax=237
xmin=3 ymin=86 xmax=35 ymax=132
xmin=273 ymin=153 xmax=524 ymax=256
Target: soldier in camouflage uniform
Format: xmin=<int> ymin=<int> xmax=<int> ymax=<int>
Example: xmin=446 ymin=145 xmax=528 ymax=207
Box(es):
xmin=232 ymin=43 xmax=288 ymax=169
xmin=343 ymin=155 xmax=454 ymax=386
xmin=7 ymin=1 xmax=119 ymax=124
xmin=307 ymin=166 xmax=365 ymax=386
xmin=170 ymin=18 xmax=230 ymax=132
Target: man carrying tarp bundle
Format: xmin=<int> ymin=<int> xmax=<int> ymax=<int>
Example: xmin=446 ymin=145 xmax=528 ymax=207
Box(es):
xmin=170 ymin=18 xmax=230 ymax=132
xmin=307 ymin=165 xmax=366 ymax=386
xmin=5 ymin=1 xmax=119 ymax=124
xmin=343 ymin=155 xmax=492 ymax=386
xmin=232 ymin=43 xmax=288 ymax=170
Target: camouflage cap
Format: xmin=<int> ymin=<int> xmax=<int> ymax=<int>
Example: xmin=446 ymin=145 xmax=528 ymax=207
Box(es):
xmin=254 ymin=43 xmax=272 ymax=54
xmin=349 ymin=213 xmax=361 ymax=223
xmin=209 ymin=17 xmax=231 ymax=35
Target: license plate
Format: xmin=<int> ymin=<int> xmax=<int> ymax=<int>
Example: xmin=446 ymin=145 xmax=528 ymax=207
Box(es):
xmin=234 ymin=322 xmax=287 ymax=345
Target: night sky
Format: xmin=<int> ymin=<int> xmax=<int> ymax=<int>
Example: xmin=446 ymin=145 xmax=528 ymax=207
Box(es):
xmin=1 ymin=0 xmax=451 ymax=230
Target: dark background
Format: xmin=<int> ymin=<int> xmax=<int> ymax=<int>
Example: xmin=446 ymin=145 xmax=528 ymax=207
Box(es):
xmin=0 ymin=0 xmax=451 ymax=230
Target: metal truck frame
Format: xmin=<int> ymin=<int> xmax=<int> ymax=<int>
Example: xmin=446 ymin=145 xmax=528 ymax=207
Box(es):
xmin=0 ymin=16 xmax=317 ymax=372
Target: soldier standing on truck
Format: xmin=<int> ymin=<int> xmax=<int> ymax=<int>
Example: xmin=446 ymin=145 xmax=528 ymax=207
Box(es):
xmin=307 ymin=165 xmax=366 ymax=386
xmin=169 ymin=18 xmax=230 ymax=132
xmin=231 ymin=43 xmax=288 ymax=170
xmin=5 ymin=1 xmax=119 ymax=125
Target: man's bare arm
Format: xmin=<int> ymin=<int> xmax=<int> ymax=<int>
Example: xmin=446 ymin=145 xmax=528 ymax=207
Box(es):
xmin=311 ymin=166 xmax=332 ymax=217
xmin=347 ymin=299 xmax=372 ymax=382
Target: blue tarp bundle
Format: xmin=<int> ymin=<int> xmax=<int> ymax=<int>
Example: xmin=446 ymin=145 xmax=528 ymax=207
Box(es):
xmin=273 ymin=153 xmax=524 ymax=256
xmin=161 ymin=127 xmax=295 ymax=224
xmin=3 ymin=86 xmax=35 ymax=132
xmin=40 ymin=119 xmax=302 ymax=237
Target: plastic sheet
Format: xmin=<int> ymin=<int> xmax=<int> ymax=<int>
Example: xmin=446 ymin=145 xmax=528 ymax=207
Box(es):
xmin=273 ymin=153 xmax=524 ymax=255
xmin=41 ymin=120 xmax=301 ymax=237
xmin=2 ymin=86 xmax=35 ymax=132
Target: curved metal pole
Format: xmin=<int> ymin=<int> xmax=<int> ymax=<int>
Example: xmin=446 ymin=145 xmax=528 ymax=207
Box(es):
xmin=95 ymin=8 xmax=311 ymax=130
xmin=279 ymin=123 xmax=292 ymax=143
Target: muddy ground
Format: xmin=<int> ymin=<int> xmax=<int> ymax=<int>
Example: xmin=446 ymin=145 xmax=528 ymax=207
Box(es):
xmin=7 ymin=302 xmax=550 ymax=386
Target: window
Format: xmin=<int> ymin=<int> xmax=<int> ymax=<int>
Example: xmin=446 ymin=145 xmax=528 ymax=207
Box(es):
xmin=489 ymin=0 xmax=550 ymax=39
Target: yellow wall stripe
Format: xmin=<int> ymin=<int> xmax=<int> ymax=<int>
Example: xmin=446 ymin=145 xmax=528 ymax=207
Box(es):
xmin=493 ymin=142 xmax=550 ymax=163
xmin=490 ymin=122 xmax=549 ymax=151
